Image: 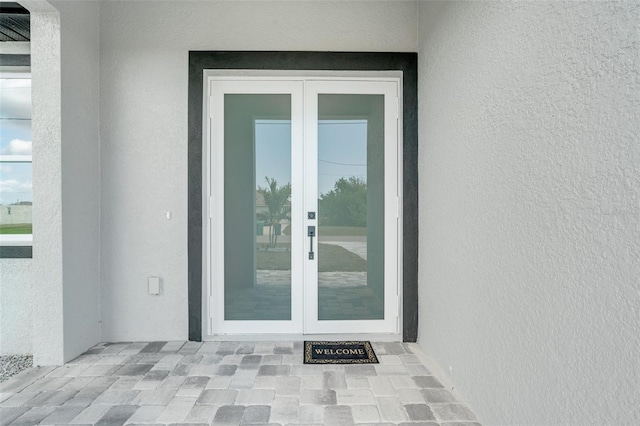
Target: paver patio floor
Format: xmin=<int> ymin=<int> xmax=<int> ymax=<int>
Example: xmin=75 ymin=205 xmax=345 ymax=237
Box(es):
xmin=0 ymin=341 xmax=479 ymax=425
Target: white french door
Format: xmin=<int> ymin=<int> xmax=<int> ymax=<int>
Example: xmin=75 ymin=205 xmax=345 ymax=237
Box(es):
xmin=207 ymin=76 xmax=400 ymax=336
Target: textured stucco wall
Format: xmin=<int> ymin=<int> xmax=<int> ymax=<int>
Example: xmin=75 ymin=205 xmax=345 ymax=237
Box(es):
xmin=99 ymin=1 xmax=417 ymax=342
xmin=29 ymin=7 xmax=64 ymax=365
xmin=417 ymin=2 xmax=640 ymax=424
xmin=54 ymin=0 xmax=101 ymax=363
xmin=13 ymin=1 xmax=101 ymax=364
xmin=0 ymin=260 xmax=32 ymax=355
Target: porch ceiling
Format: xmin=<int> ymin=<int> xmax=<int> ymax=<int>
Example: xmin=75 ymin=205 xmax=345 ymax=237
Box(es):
xmin=0 ymin=2 xmax=29 ymax=42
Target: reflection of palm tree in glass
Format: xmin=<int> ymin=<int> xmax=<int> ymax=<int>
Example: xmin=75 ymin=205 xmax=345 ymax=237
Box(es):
xmin=257 ymin=177 xmax=291 ymax=248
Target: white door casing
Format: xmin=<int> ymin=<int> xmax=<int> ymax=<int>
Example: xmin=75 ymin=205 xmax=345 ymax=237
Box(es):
xmin=205 ymin=75 xmax=401 ymax=337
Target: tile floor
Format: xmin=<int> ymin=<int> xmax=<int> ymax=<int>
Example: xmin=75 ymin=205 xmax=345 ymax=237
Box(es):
xmin=0 ymin=341 xmax=479 ymax=426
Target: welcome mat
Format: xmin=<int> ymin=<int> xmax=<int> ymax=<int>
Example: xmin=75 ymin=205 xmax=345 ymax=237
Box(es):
xmin=304 ymin=341 xmax=379 ymax=364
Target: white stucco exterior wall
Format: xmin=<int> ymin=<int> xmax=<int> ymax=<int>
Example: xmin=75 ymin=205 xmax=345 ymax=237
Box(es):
xmin=27 ymin=5 xmax=64 ymax=365
xmin=0 ymin=261 xmax=32 ymax=355
xmin=417 ymin=2 xmax=639 ymax=425
xmin=13 ymin=0 xmax=101 ymax=364
xmin=98 ymin=1 xmax=417 ymax=341
xmin=54 ymin=0 xmax=101 ymax=363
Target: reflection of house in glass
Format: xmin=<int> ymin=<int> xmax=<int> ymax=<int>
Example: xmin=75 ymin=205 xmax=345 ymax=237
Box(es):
xmin=0 ymin=73 xmax=33 ymax=239
xmin=255 ymin=190 xmax=290 ymax=238
xmin=0 ymin=201 xmax=32 ymax=233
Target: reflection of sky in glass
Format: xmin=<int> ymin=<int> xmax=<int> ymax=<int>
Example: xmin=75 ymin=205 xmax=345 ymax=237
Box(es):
xmin=254 ymin=119 xmax=367 ymax=196
xmin=0 ymin=78 xmax=32 ymax=155
xmin=255 ymin=120 xmax=291 ymax=189
xmin=318 ymin=120 xmax=367 ymax=195
xmin=0 ymin=162 xmax=32 ymax=204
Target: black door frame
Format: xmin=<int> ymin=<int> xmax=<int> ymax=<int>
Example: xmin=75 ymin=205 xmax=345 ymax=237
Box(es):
xmin=188 ymin=51 xmax=418 ymax=341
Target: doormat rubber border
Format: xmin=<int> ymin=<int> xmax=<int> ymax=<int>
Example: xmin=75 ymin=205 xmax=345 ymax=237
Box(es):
xmin=303 ymin=341 xmax=379 ymax=364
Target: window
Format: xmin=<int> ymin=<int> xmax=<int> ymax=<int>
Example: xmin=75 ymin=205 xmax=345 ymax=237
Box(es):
xmin=0 ymin=71 xmax=32 ymax=248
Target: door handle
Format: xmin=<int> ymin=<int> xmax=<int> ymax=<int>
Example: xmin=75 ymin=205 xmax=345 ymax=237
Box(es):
xmin=308 ymin=226 xmax=316 ymax=260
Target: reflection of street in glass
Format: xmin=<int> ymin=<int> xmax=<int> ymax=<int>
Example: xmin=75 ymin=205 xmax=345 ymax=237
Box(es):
xmin=254 ymin=241 xmax=366 ymax=272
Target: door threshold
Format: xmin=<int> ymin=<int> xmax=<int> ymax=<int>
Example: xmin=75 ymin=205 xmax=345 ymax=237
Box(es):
xmin=202 ymin=333 xmax=402 ymax=342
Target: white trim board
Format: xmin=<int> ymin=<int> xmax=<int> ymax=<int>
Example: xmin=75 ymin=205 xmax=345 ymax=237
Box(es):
xmin=203 ymin=72 xmax=404 ymax=338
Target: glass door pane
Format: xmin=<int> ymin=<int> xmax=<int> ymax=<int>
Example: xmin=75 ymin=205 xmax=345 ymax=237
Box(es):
xmin=317 ymin=94 xmax=385 ymax=320
xmin=223 ymin=94 xmax=293 ymax=321
xmin=210 ymin=78 xmax=397 ymax=336
xmin=303 ymin=80 xmax=399 ymax=335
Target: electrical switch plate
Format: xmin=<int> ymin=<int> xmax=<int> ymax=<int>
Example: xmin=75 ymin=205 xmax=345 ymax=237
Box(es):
xmin=148 ymin=276 xmax=161 ymax=295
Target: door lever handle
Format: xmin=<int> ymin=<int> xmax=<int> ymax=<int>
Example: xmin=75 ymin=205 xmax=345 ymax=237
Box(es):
xmin=308 ymin=226 xmax=316 ymax=260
